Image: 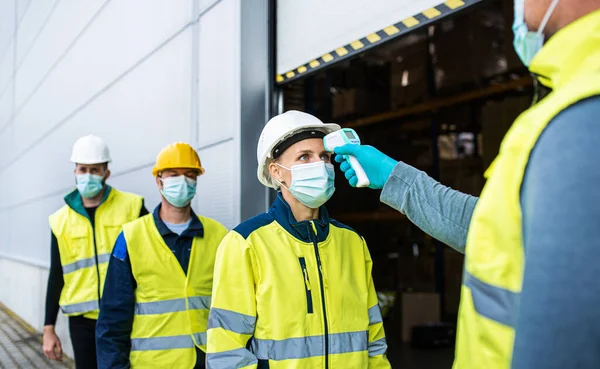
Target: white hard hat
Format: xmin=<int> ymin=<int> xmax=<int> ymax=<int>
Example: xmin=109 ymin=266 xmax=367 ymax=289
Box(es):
xmin=256 ymin=110 xmax=340 ymax=188
xmin=70 ymin=135 xmax=112 ymax=164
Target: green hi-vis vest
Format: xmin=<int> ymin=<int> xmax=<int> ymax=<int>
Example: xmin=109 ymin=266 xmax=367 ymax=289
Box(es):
xmin=49 ymin=189 xmax=142 ymax=319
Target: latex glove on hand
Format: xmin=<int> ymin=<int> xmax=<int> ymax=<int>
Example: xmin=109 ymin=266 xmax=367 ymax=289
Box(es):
xmin=334 ymin=144 xmax=398 ymax=189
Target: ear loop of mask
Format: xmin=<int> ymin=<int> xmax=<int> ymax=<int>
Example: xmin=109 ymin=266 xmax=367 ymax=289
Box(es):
xmin=274 ymin=163 xmax=291 ymax=190
xmin=537 ymin=0 xmax=561 ymax=35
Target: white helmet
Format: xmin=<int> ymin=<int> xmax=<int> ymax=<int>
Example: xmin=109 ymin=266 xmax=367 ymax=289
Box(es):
xmin=256 ymin=110 xmax=340 ymax=189
xmin=70 ymin=135 xmax=112 ymax=164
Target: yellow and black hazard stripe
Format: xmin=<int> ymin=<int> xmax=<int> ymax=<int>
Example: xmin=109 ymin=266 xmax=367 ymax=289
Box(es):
xmin=276 ymin=0 xmax=482 ymax=85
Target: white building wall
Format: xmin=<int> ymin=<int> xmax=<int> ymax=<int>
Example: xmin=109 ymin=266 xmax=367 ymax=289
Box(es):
xmin=0 ymin=0 xmax=245 ymax=358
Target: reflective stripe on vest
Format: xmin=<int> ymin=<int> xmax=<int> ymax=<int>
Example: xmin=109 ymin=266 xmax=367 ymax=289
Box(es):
xmin=207 ymin=308 xmax=255 ymax=335
xmin=131 ymin=332 xmax=207 ymax=351
xmin=135 ymin=296 xmax=211 ymax=315
xmin=206 ymin=349 xmax=258 ymax=368
xmin=369 ymin=338 xmax=388 ymax=357
xmin=368 ymin=304 xmax=383 ymax=326
xmin=62 ymin=253 xmax=111 ymax=274
xmin=61 ymin=300 xmax=100 ymax=315
xmin=463 ymin=272 xmax=518 ymax=328
xmin=208 ymin=308 xmax=371 ymax=362
xmin=250 ymin=331 xmax=367 ymax=361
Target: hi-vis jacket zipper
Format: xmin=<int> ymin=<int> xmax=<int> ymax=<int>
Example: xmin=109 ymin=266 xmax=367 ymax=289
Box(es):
xmin=298 ymin=257 xmax=313 ymax=314
xmin=310 ymin=221 xmax=329 ymax=369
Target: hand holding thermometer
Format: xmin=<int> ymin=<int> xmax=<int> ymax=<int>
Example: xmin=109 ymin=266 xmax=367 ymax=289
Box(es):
xmin=323 ymin=128 xmax=370 ymax=188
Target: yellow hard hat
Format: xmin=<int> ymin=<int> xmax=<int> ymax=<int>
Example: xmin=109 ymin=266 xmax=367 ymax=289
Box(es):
xmin=152 ymin=142 xmax=205 ymax=177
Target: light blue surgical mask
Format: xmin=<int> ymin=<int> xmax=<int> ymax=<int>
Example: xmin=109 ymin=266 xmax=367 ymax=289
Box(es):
xmin=277 ymin=161 xmax=335 ymax=209
xmin=76 ymin=173 xmax=105 ymax=199
xmin=160 ymin=175 xmax=197 ymax=208
xmin=513 ymin=0 xmax=560 ymax=66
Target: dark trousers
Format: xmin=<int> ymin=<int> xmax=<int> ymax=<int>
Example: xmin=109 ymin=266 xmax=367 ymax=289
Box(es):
xmin=195 ymin=347 xmax=206 ymax=369
xmin=69 ymin=316 xmax=98 ymax=369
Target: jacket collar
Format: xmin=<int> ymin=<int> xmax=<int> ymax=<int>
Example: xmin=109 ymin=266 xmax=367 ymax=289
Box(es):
xmin=269 ymin=192 xmax=330 ymax=243
xmin=530 ymin=9 xmax=600 ymax=90
xmin=64 ymin=185 xmax=112 ymax=221
xmin=152 ymin=204 xmax=204 ymax=238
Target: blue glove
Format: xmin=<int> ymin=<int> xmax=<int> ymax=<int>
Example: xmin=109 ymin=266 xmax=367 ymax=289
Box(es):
xmin=333 ymin=145 xmax=398 ymax=189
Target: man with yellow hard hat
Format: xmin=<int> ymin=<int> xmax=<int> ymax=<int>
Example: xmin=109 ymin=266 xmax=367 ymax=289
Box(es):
xmin=96 ymin=142 xmax=228 ymax=369
xmin=43 ymin=135 xmax=147 ymax=369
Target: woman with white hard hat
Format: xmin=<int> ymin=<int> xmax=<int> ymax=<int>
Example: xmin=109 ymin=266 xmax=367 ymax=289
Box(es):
xmin=206 ymin=111 xmax=391 ymax=369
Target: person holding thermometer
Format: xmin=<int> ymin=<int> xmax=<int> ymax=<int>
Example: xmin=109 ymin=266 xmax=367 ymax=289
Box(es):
xmin=334 ymin=1 xmax=600 ymax=368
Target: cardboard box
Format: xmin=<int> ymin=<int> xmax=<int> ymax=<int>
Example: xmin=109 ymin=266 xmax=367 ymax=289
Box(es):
xmin=400 ymin=293 xmax=441 ymax=342
xmin=332 ymin=88 xmax=375 ymax=119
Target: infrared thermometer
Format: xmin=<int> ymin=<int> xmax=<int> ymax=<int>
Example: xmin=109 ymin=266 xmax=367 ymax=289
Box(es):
xmin=323 ymin=128 xmax=370 ymax=188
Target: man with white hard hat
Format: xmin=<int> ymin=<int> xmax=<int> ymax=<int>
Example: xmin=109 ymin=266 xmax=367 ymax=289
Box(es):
xmin=43 ymin=135 xmax=148 ymax=369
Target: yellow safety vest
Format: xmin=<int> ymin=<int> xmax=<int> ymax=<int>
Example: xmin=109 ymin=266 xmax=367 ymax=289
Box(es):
xmin=49 ymin=188 xmax=142 ymax=319
xmin=125 ymin=213 xmax=228 ymax=369
xmin=454 ymin=10 xmax=600 ymax=369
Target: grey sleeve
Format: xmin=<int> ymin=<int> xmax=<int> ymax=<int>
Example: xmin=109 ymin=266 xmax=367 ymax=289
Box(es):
xmin=380 ymin=162 xmax=478 ymax=253
xmin=511 ymin=96 xmax=600 ymax=369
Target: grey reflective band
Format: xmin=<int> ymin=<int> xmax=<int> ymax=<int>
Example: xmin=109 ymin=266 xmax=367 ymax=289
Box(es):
xmin=329 ymin=330 xmax=368 ymax=355
xmin=189 ymin=296 xmax=211 ymax=310
xmin=193 ymin=332 xmax=207 ymax=346
xmin=251 ymin=331 xmax=367 ymax=361
xmin=368 ymin=337 xmax=388 ymax=357
xmin=135 ymin=296 xmax=212 ymax=315
xmin=132 ymin=334 xmax=198 ymax=351
xmin=62 ymin=256 xmax=96 ymax=274
xmin=208 ymin=308 xmax=256 ymax=335
xmin=62 ymin=253 xmax=111 ymax=274
xmin=206 ymin=348 xmax=258 ymax=369
xmin=463 ymin=271 xmax=519 ymax=327
xmin=135 ymin=298 xmax=186 ymax=315
xmin=97 ymin=253 xmax=111 ymax=264
xmin=368 ymin=305 xmax=383 ymax=325
xmin=61 ymin=300 xmax=99 ymax=314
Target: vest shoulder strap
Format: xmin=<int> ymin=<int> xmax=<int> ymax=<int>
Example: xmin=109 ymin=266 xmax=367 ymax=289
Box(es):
xmin=107 ymin=189 xmax=143 ymax=213
xmin=49 ymin=205 xmax=73 ymax=237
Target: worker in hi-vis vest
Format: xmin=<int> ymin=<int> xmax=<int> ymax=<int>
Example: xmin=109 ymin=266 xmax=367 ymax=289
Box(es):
xmin=206 ymin=111 xmax=391 ymax=369
xmin=43 ymin=135 xmax=147 ymax=369
xmin=334 ymin=1 xmax=600 ymax=368
xmin=96 ymin=142 xmax=228 ymax=369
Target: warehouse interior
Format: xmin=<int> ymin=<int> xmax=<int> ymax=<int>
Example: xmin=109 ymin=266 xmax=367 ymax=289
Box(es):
xmin=281 ymin=0 xmax=533 ymax=366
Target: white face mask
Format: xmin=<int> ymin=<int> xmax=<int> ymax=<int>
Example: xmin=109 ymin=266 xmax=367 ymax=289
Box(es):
xmin=160 ymin=175 xmax=197 ymax=208
xmin=276 ymin=161 xmax=336 ymax=209
xmin=76 ymin=173 xmax=105 ymax=199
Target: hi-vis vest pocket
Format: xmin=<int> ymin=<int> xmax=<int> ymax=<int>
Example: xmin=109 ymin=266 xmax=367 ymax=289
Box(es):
xmin=100 ymin=223 xmax=124 ymax=250
xmin=65 ymin=225 xmax=90 ymax=260
xmin=298 ymin=257 xmax=313 ymax=314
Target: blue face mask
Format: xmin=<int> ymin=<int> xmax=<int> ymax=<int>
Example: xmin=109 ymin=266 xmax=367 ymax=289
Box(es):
xmin=76 ymin=173 xmax=105 ymax=199
xmin=277 ymin=161 xmax=336 ymax=209
xmin=513 ymin=0 xmax=561 ymax=66
xmin=160 ymin=175 xmax=197 ymax=208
